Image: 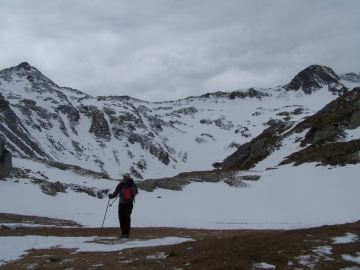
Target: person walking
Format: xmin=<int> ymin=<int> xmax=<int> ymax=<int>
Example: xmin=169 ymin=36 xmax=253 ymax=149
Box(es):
xmin=108 ymin=173 xmax=138 ymax=238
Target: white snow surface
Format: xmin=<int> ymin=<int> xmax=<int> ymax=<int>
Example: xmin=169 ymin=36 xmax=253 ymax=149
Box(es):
xmin=333 ymin=233 xmax=359 ymax=244
xmin=0 ymin=235 xmax=193 ymax=266
xmin=1 ymin=159 xmax=360 ymax=230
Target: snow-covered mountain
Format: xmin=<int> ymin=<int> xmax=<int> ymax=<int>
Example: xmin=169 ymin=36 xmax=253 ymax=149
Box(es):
xmin=0 ymin=62 xmax=360 ymax=231
xmin=0 ymin=62 xmax=359 ymax=182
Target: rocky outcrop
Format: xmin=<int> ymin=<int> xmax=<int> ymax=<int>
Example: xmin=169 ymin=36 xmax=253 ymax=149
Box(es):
xmin=222 ymin=88 xmax=360 ymax=169
xmin=78 ymin=105 xmax=111 ymax=141
xmin=222 ymin=119 xmax=294 ymax=170
xmin=197 ymin=88 xmax=271 ymax=100
xmin=291 ymin=87 xmax=360 ymax=146
xmin=340 ymin=72 xmax=360 ymax=83
xmin=137 ymin=177 xmax=191 ymax=192
xmin=137 ymin=170 xmax=233 ymax=192
xmin=280 ymin=139 xmax=360 ymax=167
xmin=41 ymin=181 xmax=66 ymax=196
xmin=285 ymin=65 xmax=348 ymax=95
xmin=0 ymin=136 xmax=12 ymax=179
xmin=229 ymin=88 xmax=271 ymax=100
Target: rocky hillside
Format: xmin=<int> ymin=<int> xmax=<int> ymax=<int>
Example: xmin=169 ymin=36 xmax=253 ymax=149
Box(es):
xmin=0 ymin=62 xmax=359 ymax=182
xmin=222 ymin=87 xmax=360 ymax=170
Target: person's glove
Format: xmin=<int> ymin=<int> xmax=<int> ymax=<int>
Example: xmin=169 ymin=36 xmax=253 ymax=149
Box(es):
xmin=108 ymin=194 xmax=113 ymax=199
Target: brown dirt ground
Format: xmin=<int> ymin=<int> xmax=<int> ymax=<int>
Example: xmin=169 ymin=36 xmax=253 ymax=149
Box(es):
xmin=1 ymin=213 xmax=360 ymax=269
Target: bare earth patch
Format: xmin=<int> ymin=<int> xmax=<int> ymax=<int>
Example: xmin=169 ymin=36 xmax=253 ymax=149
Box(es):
xmin=1 ymin=213 xmax=360 ymax=269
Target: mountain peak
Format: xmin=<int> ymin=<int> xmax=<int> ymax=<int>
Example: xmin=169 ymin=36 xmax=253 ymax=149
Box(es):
xmin=284 ymin=64 xmax=343 ymax=94
xmin=16 ymin=62 xmax=32 ymax=71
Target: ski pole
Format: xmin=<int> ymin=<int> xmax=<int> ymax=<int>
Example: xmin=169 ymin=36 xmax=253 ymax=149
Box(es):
xmin=99 ymin=198 xmax=110 ymax=239
xmin=109 ymin=196 xmax=119 ymax=206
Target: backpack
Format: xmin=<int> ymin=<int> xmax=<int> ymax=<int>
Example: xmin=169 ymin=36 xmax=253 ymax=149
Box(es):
xmin=124 ymin=186 xmax=132 ymax=201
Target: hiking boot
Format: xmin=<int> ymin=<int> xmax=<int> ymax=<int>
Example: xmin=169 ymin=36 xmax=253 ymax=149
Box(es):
xmin=123 ymin=234 xmax=128 ymax=238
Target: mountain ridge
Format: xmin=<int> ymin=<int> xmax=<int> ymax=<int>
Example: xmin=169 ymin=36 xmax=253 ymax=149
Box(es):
xmin=0 ymin=62 xmax=359 ymax=182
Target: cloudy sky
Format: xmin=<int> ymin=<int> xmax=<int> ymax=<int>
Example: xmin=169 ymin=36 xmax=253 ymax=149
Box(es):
xmin=1 ymin=1 xmax=360 ymax=102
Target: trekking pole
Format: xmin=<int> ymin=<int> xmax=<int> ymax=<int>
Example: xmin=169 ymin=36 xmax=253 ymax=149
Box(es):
xmin=99 ymin=198 xmax=110 ymax=239
xmin=109 ymin=196 xmax=119 ymax=207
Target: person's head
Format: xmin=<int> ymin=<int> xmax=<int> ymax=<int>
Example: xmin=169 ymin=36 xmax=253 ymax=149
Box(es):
xmin=123 ymin=173 xmax=130 ymax=181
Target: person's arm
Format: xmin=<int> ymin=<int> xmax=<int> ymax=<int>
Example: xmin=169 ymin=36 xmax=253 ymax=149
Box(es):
xmin=109 ymin=183 xmax=122 ymax=199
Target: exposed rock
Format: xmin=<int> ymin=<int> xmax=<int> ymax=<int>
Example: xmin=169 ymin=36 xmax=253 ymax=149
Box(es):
xmin=200 ymin=119 xmax=213 ymax=125
xmin=137 ymin=177 xmax=191 ymax=192
xmin=280 ymin=139 xmax=360 ymax=167
xmin=292 ymin=87 xmax=360 ymax=146
xmin=312 ymin=128 xmax=342 ymax=144
xmin=0 ymin=136 xmax=12 ymax=179
xmin=137 ymin=170 xmax=230 ymax=192
xmin=285 ymin=65 xmax=347 ymax=95
xmin=195 ymin=137 xmax=207 ymax=143
xmin=228 ymin=88 xmax=271 ymax=100
xmin=165 ymin=107 xmax=198 ymax=117
xmin=0 ymin=93 xmax=52 ymax=159
xmin=78 ymin=105 xmax=111 ymax=140
xmin=222 ymin=120 xmax=293 ymax=170
xmin=0 ymin=149 xmax=12 ymax=179
xmin=348 ymin=111 xmax=360 ymax=129
xmin=340 ymin=72 xmax=360 ymax=83
xmin=241 ymin=175 xmax=260 ymax=181
xmin=41 ymin=181 xmax=66 ymax=196
xmin=292 ymin=108 xmax=304 ymax=115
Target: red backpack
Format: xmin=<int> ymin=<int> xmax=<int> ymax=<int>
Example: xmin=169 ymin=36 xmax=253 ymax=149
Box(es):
xmin=124 ymin=187 xmax=132 ymax=201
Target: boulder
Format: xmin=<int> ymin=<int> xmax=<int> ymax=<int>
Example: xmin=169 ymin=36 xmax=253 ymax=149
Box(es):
xmin=241 ymin=175 xmax=261 ymax=181
xmin=52 ymin=181 xmax=66 ymax=193
xmin=354 ymin=100 xmax=360 ymax=110
xmin=137 ymin=177 xmax=190 ymax=192
xmin=0 ymin=149 xmax=12 ymax=179
xmin=41 ymin=182 xmax=58 ymax=196
xmin=0 ymin=136 xmax=12 ymax=179
xmin=348 ymin=111 xmax=360 ymax=130
xmin=312 ymin=129 xmax=341 ymax=144
xmin=41 ymin=181 xmax=66 ymax=196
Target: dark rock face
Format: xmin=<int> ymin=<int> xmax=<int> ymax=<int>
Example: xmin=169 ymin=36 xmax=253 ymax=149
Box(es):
xmin=222 ymin=87 xmax=360 ymax=169
xmin=285 ymin=65 xmax=347 ymax=95
xmin=229 ymin=88 xmax=271 ymax=100
xmin=197 ymin=88 xmax=271 ymax=100
xmin=280 ymin=87 xmax=360 ymax=166
xmin=79 ymin=105 xmax=111 ymax=140
xmin=200 ymin=118 xmax=234 ymax=130
xmin=0 ymin=93 xmax=51 ymax=159
xmin=137 ymin=177 xmax=191 ymax=192
xmin=280 ymin=139 xmax=360 ymax=167
xmin=222 ymin=119 xmax=294 ymax=170
xmin=340 ymin=72 xmax=360 ymax=83
xmin=56 ymin=104 xmax=80 ymax=135
xmin=165 ymin=107 xmax=198 ymax=118
xmin=41 ymin=181 xmax=66 ymax=196
xmin=292 ymin=87 xmax=360 ymax=146
xmin=0 ymin=137 xmax=12 ymax=179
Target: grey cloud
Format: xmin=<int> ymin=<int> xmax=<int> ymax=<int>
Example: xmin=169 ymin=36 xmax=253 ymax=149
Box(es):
xmin=0 ymin=1 xmax=360 ymax=101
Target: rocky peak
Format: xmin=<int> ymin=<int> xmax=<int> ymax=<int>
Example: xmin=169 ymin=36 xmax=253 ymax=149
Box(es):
xmin=284 ymin=65 xmax=346 ymax=95
xmin=16 ymin=62 xmax=32 ymax=71
xmin=0 ymin=62 xmax=59 ymax=89
xmin=340 ymin=72 xmax=360 ymax=83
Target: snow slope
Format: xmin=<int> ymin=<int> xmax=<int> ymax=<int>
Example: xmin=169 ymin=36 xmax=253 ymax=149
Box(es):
xmin=1 ymin=158 xmax=359 ymax=230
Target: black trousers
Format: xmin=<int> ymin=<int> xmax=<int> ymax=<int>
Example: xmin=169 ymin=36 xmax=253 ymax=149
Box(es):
xmin=118 ymin=202 xmax=133 ymax=236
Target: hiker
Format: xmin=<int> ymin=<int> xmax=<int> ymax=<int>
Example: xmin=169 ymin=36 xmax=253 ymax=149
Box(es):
xmin=108 ymin=173 xmax=138 ymax=238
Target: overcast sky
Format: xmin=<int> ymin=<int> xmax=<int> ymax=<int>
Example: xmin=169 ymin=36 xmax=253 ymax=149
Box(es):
xmin=1 ymin=1 xmax=360 ymax=102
